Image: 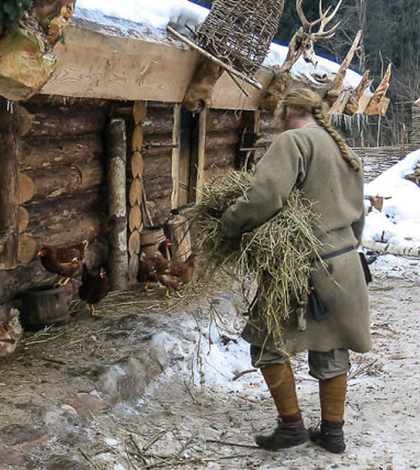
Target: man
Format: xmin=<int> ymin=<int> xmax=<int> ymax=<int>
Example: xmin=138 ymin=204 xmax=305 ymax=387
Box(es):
xmin=220 ymin=87 xmax=371 ymax=454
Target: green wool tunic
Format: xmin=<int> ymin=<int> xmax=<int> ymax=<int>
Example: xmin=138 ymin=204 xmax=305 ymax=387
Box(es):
xmin=221 ymin=126 xmax=372 ymax=354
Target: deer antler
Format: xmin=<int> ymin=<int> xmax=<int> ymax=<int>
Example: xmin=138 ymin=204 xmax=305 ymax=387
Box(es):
xmin=296 ymin=0 xmax=342 ymax=40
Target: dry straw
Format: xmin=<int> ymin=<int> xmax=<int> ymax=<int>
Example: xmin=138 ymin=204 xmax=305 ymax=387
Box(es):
xmin=192 ymin=170 xmax=323 ymax=350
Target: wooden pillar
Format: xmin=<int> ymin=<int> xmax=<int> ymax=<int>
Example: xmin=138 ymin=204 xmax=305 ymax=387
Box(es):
xmin=107 ymin=119 xmax=128 ymax=290
xmin=0 ymin=98 xmax=19 ymax=270
xmin=195 ymin=108 xmax=208 ymax=203
xmin=128 ymin=101 xmax=147 ymax=281
xmin=237 ymin=110 xmax=260 ymax=170
xmin=171 ymin=104 xmax=182 ymax=209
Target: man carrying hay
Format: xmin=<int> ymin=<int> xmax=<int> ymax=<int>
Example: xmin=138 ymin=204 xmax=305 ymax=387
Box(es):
xmin=220 ymin=87 xmax=371 ymax=454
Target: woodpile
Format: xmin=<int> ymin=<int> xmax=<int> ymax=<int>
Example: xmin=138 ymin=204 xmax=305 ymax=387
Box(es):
xmin=411 ymin=106 xmax=420 ymax=147
xmin=0 ymin=96 xmax=110 ymax=303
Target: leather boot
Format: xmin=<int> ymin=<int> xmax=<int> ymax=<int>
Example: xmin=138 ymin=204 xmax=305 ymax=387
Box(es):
xmin=256 ymin=412 xmax=309 ymax=451
xmin=255 ymin=362 xmax=308 ymax=451
xmin=309 ymin=373 xmax=347 ymax=453
xmin=309 ymin=419 xmax=345 ymax=453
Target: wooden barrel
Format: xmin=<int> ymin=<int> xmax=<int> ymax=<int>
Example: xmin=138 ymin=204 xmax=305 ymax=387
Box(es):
xmin=140 ymin=226 xmax=166 ymax=258
xmin=21 ymin=286 xmax=70 ymax=329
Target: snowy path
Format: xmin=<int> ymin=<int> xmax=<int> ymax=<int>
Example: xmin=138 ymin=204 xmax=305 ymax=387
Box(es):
xmin=85 ymin=255 xmax=419 ymax=470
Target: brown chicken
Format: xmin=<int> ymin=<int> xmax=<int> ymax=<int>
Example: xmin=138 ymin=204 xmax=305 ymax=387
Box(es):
xmin=137 ymin=251 xmax=170 ymax=291
xmin=159 ymin=253 xmax=197 ymax=298
xmin=78 ymin=264 xmax=110 ymax=315
xmin=0 ymin=309 xmax=24 ymax=357
xmin=38 ymin=240 xmax=88 ymax=286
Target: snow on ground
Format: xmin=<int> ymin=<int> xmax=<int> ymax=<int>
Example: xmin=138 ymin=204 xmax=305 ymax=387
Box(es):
xmin=74 ymin=0 xmax=365 ymax=89
xmin=363 ymin=149 xmax=420 ymax=249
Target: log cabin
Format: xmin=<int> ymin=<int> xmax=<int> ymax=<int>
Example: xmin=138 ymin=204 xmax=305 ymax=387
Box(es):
xmin=0 ymin=0 xmax=392 ymax=317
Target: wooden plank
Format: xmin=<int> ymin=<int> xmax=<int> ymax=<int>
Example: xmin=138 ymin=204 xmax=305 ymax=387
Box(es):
xmin=40 ymin=25 xmax=200 ymax=103
xmin=39 ymin=25 xmax=271 ymax=110
xmin=196 ymin=108 xmax=208 ymax=203
xmin=0 ymin=98 xmax=19 ymax=269
xmin=171 ymin=104 xmax=182 ymax=209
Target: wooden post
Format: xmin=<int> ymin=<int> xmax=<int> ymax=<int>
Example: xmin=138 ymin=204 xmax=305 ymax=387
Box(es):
xmin=107 ymin=119 xmax=128 ymax=290
xmin=0 ymin=98 xmax=19 ymax=270
xmin=171 ymin=104 xmax=182 ymax=209
xmin=195 ymin=108 xmax=208 ymax=203
xmin=237 ymin=110 xmax=260 ymax=170
xmin=128 ymin=101 xmax=147 ymax=281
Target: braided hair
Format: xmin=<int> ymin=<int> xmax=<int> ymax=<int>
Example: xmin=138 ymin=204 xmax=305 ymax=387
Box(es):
xmin=278 ymin=87 xmax=360 ymax=172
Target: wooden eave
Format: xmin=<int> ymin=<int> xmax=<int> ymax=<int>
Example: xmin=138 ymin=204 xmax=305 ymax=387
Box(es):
xmin=39 ymin=23 xmax=273 ymax=110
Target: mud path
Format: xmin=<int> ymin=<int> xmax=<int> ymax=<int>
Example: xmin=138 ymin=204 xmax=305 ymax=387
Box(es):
xmin=0 ymin=255 xmax=419 ymax=470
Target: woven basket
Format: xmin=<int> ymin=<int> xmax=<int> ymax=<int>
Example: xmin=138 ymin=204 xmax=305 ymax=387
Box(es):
xmin=197 ymin=0 xmax=285 ymax=78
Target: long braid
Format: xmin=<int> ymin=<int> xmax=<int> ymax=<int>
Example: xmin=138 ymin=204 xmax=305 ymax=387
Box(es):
xmin=312 ymin=106 xmax=360 ymax=172
xmin=279 ymin=88 xmax=360 ymax=172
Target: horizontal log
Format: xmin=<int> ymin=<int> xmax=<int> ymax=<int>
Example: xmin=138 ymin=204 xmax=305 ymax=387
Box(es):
xmin=362 ymin=239 xmax=420 ymax=257
xmin=18 ymin=207 xmax=30 ymax=233
xmin=24 ymin=161 xmax=104 ymax=200
xmin=141 ymin=146 xmax=173 ymax=159
xmin=128 ymin=230 xmax=141 ymax=256
xmin=258 ymin=111 xmax=280 ymax=131
xmin=205 ymin=131 xmax=240 ymax=150
xmin=142 ymin=153 xmax=172 ymax=177
xmin=131 ymin=152 xmax=144 ymax=178
xmin=26 ymin=213 xmax=106 ymax=248
xmin=143 ymin=177 xmax=173 ymax=200
xmin=132 ymin=126 xmax=144 ymax=152
xmin=18 ymin=173 xmax=36 ymax=204
xmin=19 ymin=134 xmax=104 ymax=170
xmin=17 ymin=234 xmax=38 ymax=264
xmin=205 ymin=147 xmax=237 ymax=170
xmin=0 ymin=240 xmax=108 ymax=303
xmin=0 ymin=27 xmax=56 ymax=101
xmin=129 ymin=205 xmax=142 ymax=232
xmin=146 ymin=197 xmax=172 ymax=226
xmin=25 ymin=192 xmax=104 ymax=228
xmin=129 ymin=178 xmax=143 ymax=206
xmin=143 ymin=107 xmax=174 ymax=135
xmin=206 ymin=110 xmax=243 ymax=132
xmin=133 ymin=101 xmax=147 ymax=126
xmin=23 ymin=103 xmax=108 ymax=138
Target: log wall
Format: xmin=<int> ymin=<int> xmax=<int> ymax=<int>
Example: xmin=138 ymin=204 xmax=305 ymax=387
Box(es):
xmin=255 ymin=111 xmax=281 ymax=162
xmin=204 ymin=110 xmax=243 ymax=180
xmin=138 ymin=103 xmax=175 ymax=226
xmin=0 ymin=97 xmax=110 ymax=303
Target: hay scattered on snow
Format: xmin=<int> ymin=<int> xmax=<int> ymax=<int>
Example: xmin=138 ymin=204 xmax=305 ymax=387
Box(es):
xmin=192 ymin=170 xmax=323 ymax=350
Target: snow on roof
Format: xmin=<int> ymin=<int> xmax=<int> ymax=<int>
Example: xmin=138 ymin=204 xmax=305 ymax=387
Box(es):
xmin=74 ymin=0 xmax=365 ymax=90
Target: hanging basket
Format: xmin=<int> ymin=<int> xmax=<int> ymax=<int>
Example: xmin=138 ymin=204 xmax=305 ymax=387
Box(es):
xmin=196 ymin=0 xmax=285 ymax=78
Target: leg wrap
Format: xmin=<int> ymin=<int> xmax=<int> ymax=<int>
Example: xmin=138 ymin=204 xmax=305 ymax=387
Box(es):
xmin=261 ymin=361 xmax=300 ymax=418
xmin=319 ymin=373 xmax=347 ymax=422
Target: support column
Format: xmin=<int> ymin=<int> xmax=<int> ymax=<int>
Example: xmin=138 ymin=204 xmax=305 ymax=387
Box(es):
xmin=107 ymin=119 xmax=128 ymax=290
xmin=0 ymin=98 xmax=19 ymax=270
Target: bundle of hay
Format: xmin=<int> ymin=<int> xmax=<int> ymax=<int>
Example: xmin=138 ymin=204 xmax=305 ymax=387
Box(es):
xmin=192 ymin=170 xmax=323 ymax=349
